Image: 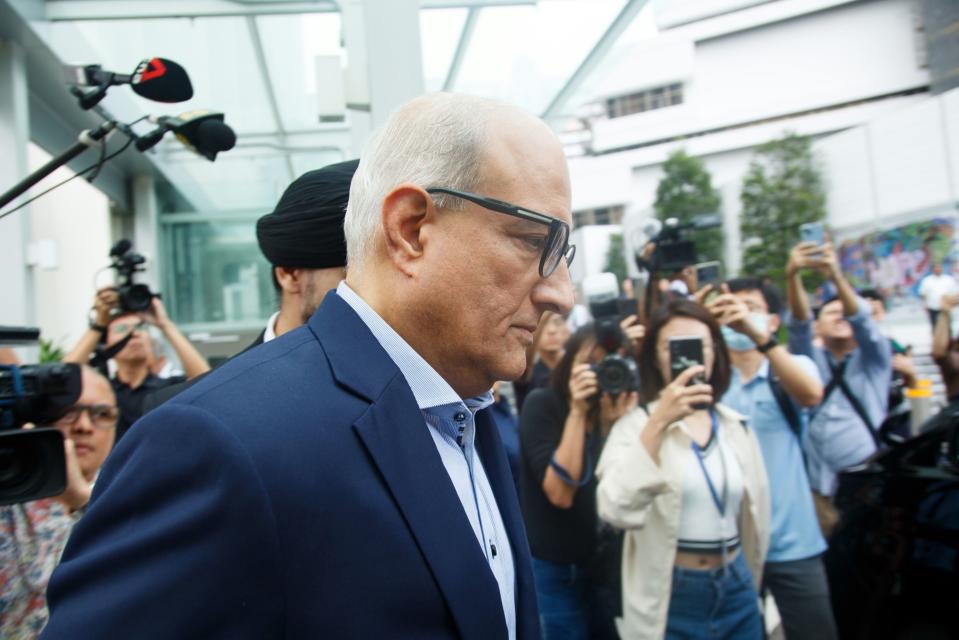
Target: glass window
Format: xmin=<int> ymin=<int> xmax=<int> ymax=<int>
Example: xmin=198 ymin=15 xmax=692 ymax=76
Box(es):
xmin=161 ymin=216 xmax=275 ymax=329
xmin=604 ymin=83 xmax=684 ymax=119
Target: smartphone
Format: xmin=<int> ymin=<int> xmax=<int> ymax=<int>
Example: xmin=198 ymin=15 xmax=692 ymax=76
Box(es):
xmin=799 ymin=222 xmax=825 ymax=246
xmin=669 ymin=336 xmax=705 ymax=385
xmin=695 ymin=261 xmax=722 ymax=290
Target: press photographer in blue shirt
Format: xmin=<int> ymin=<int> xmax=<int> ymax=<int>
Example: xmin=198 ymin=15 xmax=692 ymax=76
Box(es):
xmin=709 ymin=278 xmax=837 ymax=640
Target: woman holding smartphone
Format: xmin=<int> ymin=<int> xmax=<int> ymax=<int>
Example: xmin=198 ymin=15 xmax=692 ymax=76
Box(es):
xmin=596 ymin=298 xmax=770 ymax=640
xmin=519 ymin=322 xmax=640 ymax=640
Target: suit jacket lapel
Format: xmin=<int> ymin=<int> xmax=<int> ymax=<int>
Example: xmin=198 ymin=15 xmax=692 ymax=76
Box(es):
xmin=313 ymin=294 xmax=508 ymax=639
xmin=474 ymin=409 xmax=539 ymax=639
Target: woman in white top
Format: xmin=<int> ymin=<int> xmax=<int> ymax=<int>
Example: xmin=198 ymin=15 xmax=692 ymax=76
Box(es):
xmin=596 ymin=298 xmax=770 ymax=639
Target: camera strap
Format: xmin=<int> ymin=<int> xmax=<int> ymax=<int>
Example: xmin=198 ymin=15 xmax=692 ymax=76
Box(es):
xmin=690 ymin=410 xmax=733 ymax=568
xmin=690 ymin=410 xmax=727 ymax=518
xmin=89 ymin=329 xmax=136 ymax=369
xmin=820 ymin=357 xmax=881 ymax=448
xmin=549 ymin=431 xmax=596 ymax=488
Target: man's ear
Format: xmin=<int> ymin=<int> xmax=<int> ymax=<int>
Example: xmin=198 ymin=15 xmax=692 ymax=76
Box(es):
xmin=768 ymin=313 xmax=781 ymax=333
xmin=380 ymin=184 xmax=433 ymax=277
xmin=275 ymin=266 xmax=303 ymax=294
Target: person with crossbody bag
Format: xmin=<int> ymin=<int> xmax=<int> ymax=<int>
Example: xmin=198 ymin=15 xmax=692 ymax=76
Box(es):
xmin=709 ymin=277 xmax=838 ymax=640
xmin=784 ymin=240 xmax=893 ymax=516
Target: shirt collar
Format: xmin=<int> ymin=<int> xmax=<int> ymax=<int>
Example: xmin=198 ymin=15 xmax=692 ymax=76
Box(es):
xmin=263 ymin=311 xmax=280 ymax=343
xmin=336 ymin=281 xmax=493 ymax=412
xmin=732 ymin=358 xmax=771 ymax=387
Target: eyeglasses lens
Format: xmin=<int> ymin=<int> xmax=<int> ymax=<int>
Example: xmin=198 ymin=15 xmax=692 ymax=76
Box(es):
xmin=542 ymin=225 xmax=572 ymax=277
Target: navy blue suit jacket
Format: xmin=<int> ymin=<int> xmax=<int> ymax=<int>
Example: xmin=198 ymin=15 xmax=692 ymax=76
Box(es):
xmin=42 ymin=293 xmax=539 ymax=639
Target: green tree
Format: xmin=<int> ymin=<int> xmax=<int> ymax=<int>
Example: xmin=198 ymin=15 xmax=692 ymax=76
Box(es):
xmin=604 ymin=233 xmax=628 ymax=284
xmin=739 ymin=132 xmax=826 ymax=288
xmin=653 ymin=149 xmax=723 ymax=263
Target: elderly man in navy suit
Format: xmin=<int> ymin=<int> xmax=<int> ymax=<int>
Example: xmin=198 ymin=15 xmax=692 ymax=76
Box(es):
xmin=41 ymin=93 xmax=576 ymax=639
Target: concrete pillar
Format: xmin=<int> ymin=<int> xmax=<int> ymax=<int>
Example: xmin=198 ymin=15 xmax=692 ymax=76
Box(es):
xmin=0 ymin=39 xmax=33 ymax=328
xmin=341 ymin=0 xmax=425 ymax=156
xmin=132 ymin=174 xmax=160 ymax=291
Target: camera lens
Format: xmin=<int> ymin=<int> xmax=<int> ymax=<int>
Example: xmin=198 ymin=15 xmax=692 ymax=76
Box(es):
xmin=594 ymin=355 xmax=639 ymax=396
xmin=0 ymin=429 xmax=67 ymax=507
xmin=121 ymin=284 xmax=154 ymax=312
xmin=0 ymin=443 xmax=37 ymax=487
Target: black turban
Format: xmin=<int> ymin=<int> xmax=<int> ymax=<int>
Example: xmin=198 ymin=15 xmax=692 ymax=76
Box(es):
xmin=256 ymin=158 xmax=359 ymax=269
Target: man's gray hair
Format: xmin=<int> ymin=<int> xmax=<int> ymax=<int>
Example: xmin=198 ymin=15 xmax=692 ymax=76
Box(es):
xmin=344 ymin=93 xmax=503 ymax=273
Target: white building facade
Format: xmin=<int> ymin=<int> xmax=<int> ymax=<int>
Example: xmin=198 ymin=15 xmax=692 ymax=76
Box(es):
xmin=566 ymin=0 xmax=945 ymax=282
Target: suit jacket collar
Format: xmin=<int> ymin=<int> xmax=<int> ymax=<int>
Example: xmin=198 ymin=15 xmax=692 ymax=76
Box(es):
xmin=309 ymin=293 xmax=537 ymax=638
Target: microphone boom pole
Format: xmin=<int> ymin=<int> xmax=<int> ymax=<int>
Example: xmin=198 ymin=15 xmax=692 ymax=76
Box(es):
xmin=0 ymin=121 xmax=116 ymax=211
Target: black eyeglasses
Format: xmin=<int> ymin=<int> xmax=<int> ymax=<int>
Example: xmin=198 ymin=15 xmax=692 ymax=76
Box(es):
xmin=426 ymin=187 xmax=576 ymax=278
xmin=56 ymin=404 xmax=119 ymax=429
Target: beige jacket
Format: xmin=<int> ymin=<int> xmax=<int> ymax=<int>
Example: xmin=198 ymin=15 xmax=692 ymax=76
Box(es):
xmin=596 ymin=402 xmax=770 ymax=640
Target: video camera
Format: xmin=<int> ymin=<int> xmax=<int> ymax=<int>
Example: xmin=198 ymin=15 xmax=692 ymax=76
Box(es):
xmin=0 ymin=328 xmax=81 ymax=506
xmin=582 ymin=273 xmax=639 ymax=395
xmin=109 ymin=239 xmax=157 ymax=312
xmin=647 ymin=214 xmax=723 ymax=274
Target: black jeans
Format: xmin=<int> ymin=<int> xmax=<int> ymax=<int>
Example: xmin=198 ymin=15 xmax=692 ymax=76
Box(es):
xmin=929 ymin=308 xmax=941 ymax=328
xmin=763 ymin=555 xmax=838 ymax=640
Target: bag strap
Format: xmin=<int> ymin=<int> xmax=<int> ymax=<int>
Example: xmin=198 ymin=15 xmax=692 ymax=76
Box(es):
xmin=822 ymin=357 xmax=881 ymax=447
xmin=767 ymin=373 xmax=803 ymax=439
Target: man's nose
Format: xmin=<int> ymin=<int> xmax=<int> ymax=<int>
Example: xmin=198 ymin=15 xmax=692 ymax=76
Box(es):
xmin=71 ymin=409 xmax=95 ymax=434
xmin=533 ymin=262 xmax=575 ymax=316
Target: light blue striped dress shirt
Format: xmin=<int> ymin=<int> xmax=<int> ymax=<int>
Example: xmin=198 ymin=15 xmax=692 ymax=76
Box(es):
xmin=337 ymin=282 xmax=516 ymax=639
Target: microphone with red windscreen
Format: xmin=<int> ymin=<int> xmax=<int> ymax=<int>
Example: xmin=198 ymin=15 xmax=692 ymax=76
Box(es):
xmin=129 ymin=58 xmax=194 ymax=103
xmin=64 ymin=57 xmax=194 ymax=108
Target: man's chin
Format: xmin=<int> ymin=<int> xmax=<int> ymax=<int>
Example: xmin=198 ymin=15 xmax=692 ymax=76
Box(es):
xmin=493 ymin=358 xmax=527 ymax=384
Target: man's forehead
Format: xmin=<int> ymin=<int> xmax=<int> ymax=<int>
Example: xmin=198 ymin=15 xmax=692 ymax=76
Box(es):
xmin=733 ymin=288 xmax=767 ymax=307
xmin=478 ymin=114 xmax=571 ymax=223
xmin=81 ymin=369 xmax=116 ymax=403
xmin=110 ymin=314 xmax=140 ymax=327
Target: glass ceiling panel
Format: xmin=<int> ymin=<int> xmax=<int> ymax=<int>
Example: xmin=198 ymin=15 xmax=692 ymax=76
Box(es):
xmin=162 ymin=152 xmax=291 ymax=213
xmin=569 ymin=1 xmax=661 ymax=108
xmin=420 ymin=8 xmax=469 ymax=93
xmin=258 ymin=12 xmax=346 ymax=132
xmin=290 ymin=150 xmax=352 ymax=179
xmin=452 ymin=0 xmax=627 ymax=115
xmin=44 ymin=17 xmax=275 ymax=135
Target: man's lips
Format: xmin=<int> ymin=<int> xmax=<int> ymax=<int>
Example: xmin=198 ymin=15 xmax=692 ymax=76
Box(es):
xmin=74 ymin=444 xmax=94 ymax=455
xmin=511 ymin=325 xmax=537 ymax=342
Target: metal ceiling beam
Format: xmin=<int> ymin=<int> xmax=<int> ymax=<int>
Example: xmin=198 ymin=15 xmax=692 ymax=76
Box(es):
xmin=45 ymin=1 xmax=340 ymax=21
xmin=540 ymin=0 xmax=650 ymax=122
xmin=442 ymin=6 xmax=479 ymax=91
xmin=422 ymin=0 xmax=535 ymax=8
xmin=245 ymin=15 xmax=295 ymax=182
xmin=45 ymin=0 xmax=535 ymax=21
xmin=0 ymin=1 xmax=220 ymax=212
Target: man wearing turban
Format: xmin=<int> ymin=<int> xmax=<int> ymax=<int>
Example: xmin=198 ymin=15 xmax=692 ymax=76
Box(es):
xmin=140 ymin=159 xmax=358 ymax=413
xmin=254 ymin=158 xmax=358 ymax=344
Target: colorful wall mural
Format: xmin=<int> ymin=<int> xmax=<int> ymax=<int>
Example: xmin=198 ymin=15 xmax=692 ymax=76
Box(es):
xmin=838 ymin=217 xmax=959 ymax=300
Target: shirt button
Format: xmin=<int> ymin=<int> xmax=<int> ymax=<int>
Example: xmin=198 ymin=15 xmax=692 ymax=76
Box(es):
xmin=454 ymin=412 xmax=467 ymax=422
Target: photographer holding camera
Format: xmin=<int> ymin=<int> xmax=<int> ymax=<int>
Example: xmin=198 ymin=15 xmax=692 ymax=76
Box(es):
xmin=518 ymin=316 xmax=641 ymax=640
xmin=0 ymin=365 xmax=117 ymax=638
xmin=63 ymin=287 xmax=209 ymax=439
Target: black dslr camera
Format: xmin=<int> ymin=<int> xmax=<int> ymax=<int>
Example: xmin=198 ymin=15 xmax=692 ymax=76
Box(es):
xmin=583 ymin=273 xmax=639 ymax=396
xmin=0 ymin=329 xmax=82 ymax=506
xmin=109 ymin=239 xmax=157 ymax=312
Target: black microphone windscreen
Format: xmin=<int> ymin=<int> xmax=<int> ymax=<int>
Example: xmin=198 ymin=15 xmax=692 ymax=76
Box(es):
xmin=131 ymin=58 xmax=193 ymax=103
xmin=110 ymin=239 xmax=132 ymax=257
xmin=196 ymin=120 xmax=237 ymax=153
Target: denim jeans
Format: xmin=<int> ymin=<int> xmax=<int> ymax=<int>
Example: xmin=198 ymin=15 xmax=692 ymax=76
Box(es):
xmin=531 ymin=557 xmax=618 ymax=640
xmin=665 ymin=553 xmax=763 ymax=640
